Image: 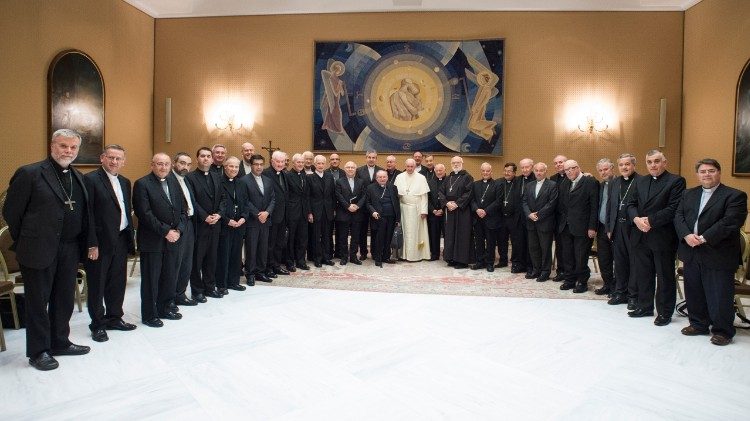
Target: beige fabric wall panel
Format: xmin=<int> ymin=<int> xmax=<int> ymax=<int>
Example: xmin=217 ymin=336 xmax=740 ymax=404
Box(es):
xmin=0 ymin=0 xmax=153 ymax=187
xmin=154 ymin=11 xmax=683 ymax=178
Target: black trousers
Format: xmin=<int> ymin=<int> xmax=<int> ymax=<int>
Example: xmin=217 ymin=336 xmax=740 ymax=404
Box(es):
xmin=287 ymin=216 xmax=308 ymax=266
xmin=336 ymin=219 xmax=361 ymax=259
xmin=596 ymin=222 xmax=615 ymax=289
xmin=427 ymin=215 xmax=444 ymax=259
xmin=20 ymin=240 xmax=79 ymax=358
xmin=372 ymin=215 xmax=396 ymax=262
xmin=267 ymin=219 xmax=287 ymax=271
xmin=632 ymin=243 xmax=677 ymax=316
xmin=683 ymin=260 xmax=736 ymax=338
xmin=554 ymin=230 xmax=564 ymax=275
xmin=358 ymin=217 xmax=372 ymax=257
xmin=527 ymin=228 xmax=553 ymax=276
xmin=190 ymin=222 xmax=219 ymax=295
xmin=311 ymin=217 xmax=333 ymax=264
xmin=473 ymin=219 xmax=498 ymax=266
xmin=216 ymin=225 xmax=243 ymax=288
xmin=327 ymin=217 xmax=338 ymax=258
xmin=612 ymin=221 xmax=637 ymax=297
xmin=245 ymin=223 xmax=270 ymax=277
xmin=499 ymin=215 xmax=528 ymax=269
xmin=140 ymin=245 xmax=178 ymax=321
xmin=85 ymin=231 xmax=128 ymax=331
xmin=560 ymin=226 xmax=593 ymax=285
xmin=176 ymin=219 xmax=194 ymax=297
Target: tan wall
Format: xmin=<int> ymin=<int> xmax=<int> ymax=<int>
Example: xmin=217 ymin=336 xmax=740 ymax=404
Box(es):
xmin=683 ymin=0 xmax=750 ymax=195
xmin=0 ymin=0 xmax=153 ymax=187
xmin=154 ymin=11 xmax=684 ymax=178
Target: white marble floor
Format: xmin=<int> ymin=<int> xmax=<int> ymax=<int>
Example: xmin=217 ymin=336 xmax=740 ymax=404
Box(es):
xmin=1 ymin=280 xmax=749 ymax=420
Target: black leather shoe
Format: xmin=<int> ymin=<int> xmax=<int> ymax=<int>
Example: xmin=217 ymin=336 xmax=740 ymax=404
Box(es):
xmin=510 ymin=267 xmax=525 ymax=274
xmin=92 ymin=329 xmax=109 ymax=342
xmin=446 ymin=261 xmax=456 ymax=267
xmin=552 ymin=273 xmax=565 ymax=282
xmin=314 ymin=262 xmax=323 ymax=268
xmin=653 ymin=315 xmax=671 ymax=326
xmin=536 ymin=275 xmax=550 ymax=282
xmin=169 ymin=303 xmax=180 ymax=313
xmin=383 ymin=259 xmax=396 ymax=264
xmin=107 ymin=319 xmax=137 ymax=331
xmin=218 ymin=288 xmax=229 ymax=295
xmin=323 ymin=260 xmax=335 ymax=266
xmin=628 ymin=308 xmax=654 ymax=318
xmin=594 ymin=286 xmax=611 ymax=296
xmin=206 ymin=290 xmax=223 ymax=298
xmin=486 ymin=265 xmax=494 ymax=272
xmin=375 ymin=261 xmax=382 ymax=267
xmin=560 ymin=282 xmax=575 ymax=290
xmin=274 ymin=267 xmax=290 ymax=275
xmin=29 ymin=352 xmax=59 ymax=371
xmin=350 ymin=258 xmax=362 ymax=265
xmin=627 ymin=298 xmax=637 ymax=310
xmin=193 ymin=294 xmax=207 ymax=303
xmin=340 ymin=259 xmax=348 ymax=265
xmin=246 ymin=276 xmax=255 ymax=286
xmin=359 ymin=255 xmax=368 ymax=261
xmin=607 ymin=294 xmax=628 ymax=305
xmin=297 ymin=263 xmax=311 ymax=270
xmin=286 ymin=265 xmax=297 ymax=273
xmin=453 ymin=263 xmax=468 ymax=269
xmin=471 ymin=263 xmax=485 ymax=270
xmin=159 ymin=311 xmax=183 ymax=320
xmin=50 ymin=343 xmax=91 ymax=356
xmin=227 ymin=284 xmax=246 ymax=291
xmin=143 ymin=318 xmax=163 ymax=328
xmin=175 ymin=296 xmax=198 ymax=306
xmin=256 ymin=273 xmax=272 ymax=283
xmin=495 ymin=262 xmax=508 ymax=268
xmin=573 ymin=284 xmax=588 ymax=293
xmin=525 ymin=272 xmax=538 ymax=279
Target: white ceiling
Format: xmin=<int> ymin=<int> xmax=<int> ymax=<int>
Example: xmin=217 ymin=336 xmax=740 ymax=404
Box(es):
xmin=123 ymin=0 xmax=703 ymax=18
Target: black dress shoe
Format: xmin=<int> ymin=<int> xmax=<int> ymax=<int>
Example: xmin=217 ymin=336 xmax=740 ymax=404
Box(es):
xmin=524 ymin=272 xmax=537 ymax=279
xmin=206 ymin=290 xmax=223 ymax=298
xmin=297 ymin=263 xmax=311 ymax=270
xmin=143 ymin=318 xmax=164 ymax=328
xmin=383 ymin=259 xmax=396 ymax=264
xmin=375 ymin=261 xmax=382 ymax=267
xmin=552 ymin=273 xmax=565 ymax=282
xmin=274 ymin=267 xmax=290 ymax=275
xmin=107 ymin=319 xmax=137 ymax=331
xmin=256 ymin=273 xmax=272 ymax=283
xmin=607 ymin=294 xmax=628 ymax=305
xmin=359 ymin=255 xmax=368 ymax=261
xmin=453 ymin=263 xmax=468 ymax=269
xmin=266 ymin=271 xmax=278 ymax=278
xmin=653 ymin=314 xmax=671 ymax=326
xmin=193 ymin=294 xmax=207 ymax=303
xmin=92 ymin=329 xmax=109 ymax=342
xmin=175 ymin=296 xmax=198 ymax=306
xmin=495 ymin=262 xmax=508 ymax=268
xmin=628 ymin=308 xmax=654 ymax=318
xmin=227 ymin=284 xmax=246 ymax=291
xmin=159 ymin=311 xmax=183 ymax=320
xmin=594 ymin=286 xmax=611 ymax=296
xmin=286 ymin=265 xmax=297 ymax=273
xmin=510 ymin=267 xmax=525 ymax=274
xmin=486 ymin=265 xmax=494 ymax=272
xmin=430 ymin=256 xmax=439 ymax=261
xmin=471 ymin=263 xmax=485 ymax=270
xmin=350 ymin=258 xmax=362 ymax=265
xmin=573 ymin=284 xmax=588 ymax=294
xmin=323 ymin=260 xmax=335 ymax=266
xmin=559 ymin=282 xmax=575 ymax=290
xmin=218 ymin=288 xmax=229 ymax=295
xmin=246 ymin=276 xmax=255 ymax=286
xmin=314 ymin=262 xmax=323 ymax=268
xmin=447 ymin=261 xmax=456 ymax=267
xmin=536 ymin=275 xmax=550 ymax=282
xmin=50 ymin=343 xmax=91 ymax=356
xmin=627 ymin=298 xmax=637 ymax=310
xmin=340 ymin=259 xmax=348 ymax=265
xmin=29 ymin=352 xmax=59 ymax=371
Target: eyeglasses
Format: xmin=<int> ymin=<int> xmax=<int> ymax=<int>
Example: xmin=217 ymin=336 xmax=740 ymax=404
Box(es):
xmin=104 ymin=156 xmax=124 ymax=162
xmin=564 ymin=166 xmax=579 ymax=172
xmin=698 ymin=169 xmax=718 ymax=175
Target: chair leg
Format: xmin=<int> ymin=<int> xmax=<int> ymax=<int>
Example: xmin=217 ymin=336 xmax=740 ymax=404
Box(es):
xmin=736 ymin=296 xmax=748 ymax=321
xmin=0 ymin=315 xmax=5 ymax=352
xmin=74 ymin=280 xmax=82 ymax=313
xmin=129 ymin=256 xmax=138 ymax=277
xmin=10 ymin=291 xmax=19 ymax=329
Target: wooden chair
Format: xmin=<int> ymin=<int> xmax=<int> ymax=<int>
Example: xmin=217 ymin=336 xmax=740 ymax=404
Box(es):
xmin=0 ymin=227 xmax=21 ymax=352
xmin=74 ymin=265 xmax=88 ymax=313
xmin=734 ymin=231 xmax=750 ymax=322
xmin=589 ymin=237 xmax=599 ymax=273
xmin=129 ymin=213 xmax=139 ymax=277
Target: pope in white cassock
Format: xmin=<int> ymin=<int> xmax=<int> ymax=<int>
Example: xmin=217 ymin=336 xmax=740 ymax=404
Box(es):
xmin=393 ymin=159 xmax=431 ymax=261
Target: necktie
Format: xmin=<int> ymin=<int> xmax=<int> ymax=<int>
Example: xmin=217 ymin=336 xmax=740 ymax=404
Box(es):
xmin=599 ymin=181 xmax=608 ymax=224
xmin=161 ymin=179 xmax=171 ymax=204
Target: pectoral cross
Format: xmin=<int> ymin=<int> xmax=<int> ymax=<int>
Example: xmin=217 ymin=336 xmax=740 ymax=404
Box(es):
xmin=64 ymin=199 xmax=76 ymax=210
xmin=503 ymin=199 xmax=508 ymax=206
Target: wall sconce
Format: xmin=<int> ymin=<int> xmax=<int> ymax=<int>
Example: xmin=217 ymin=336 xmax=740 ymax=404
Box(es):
xmin=215 ymin=110 xmax=244 ymax=133
xmin=578 ymin=112 xmax=608 ymax=134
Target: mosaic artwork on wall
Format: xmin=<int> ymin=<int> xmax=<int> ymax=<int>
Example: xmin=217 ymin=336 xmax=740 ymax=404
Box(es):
xmin=313 ymin=39 xmax=504 ymax=155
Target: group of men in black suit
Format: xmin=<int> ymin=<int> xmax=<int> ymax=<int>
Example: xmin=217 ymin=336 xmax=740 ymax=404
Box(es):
xmin=5 ymin=135 xmax=747 ymax=372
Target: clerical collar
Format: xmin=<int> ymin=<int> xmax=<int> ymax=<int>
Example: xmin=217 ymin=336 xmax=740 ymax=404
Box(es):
xmin=228 ymin=178 xmax=234 ymax=182
xmin=203 ymin=171 xmax=209 ymax=176
xmin=483 ymin=178 xmax=491 ymax=183
xmin=276 ymin=171 xmax=282 ymax=175
xmin=49 ymin=157 xmax=69 ymax=174
xmin=651 ymin=171 xmax=667 ymax=181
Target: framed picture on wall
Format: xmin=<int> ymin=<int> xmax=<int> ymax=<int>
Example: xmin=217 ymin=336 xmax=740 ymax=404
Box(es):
xmin=313 ymin=39 xmax=504 ymax=156
xmin=48 ymin=49 xmax=105 ymax=165
xmin=733 ymin=57 xmax=750 ymax=176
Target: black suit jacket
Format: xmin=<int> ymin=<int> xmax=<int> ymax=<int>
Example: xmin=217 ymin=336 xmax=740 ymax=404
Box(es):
xmin=286 ymin=170 xmax=311 ymax=221
xmin=606 ymin=173 xmax=640 ymax=233
xmin=557 ymin=175 xmax=599 ymax=235
xmin=2 ymin=159 xmax=95 ymax=269
xmin=308 ymin=172 xmax=336 ymax=221
xmin=626 ymin=170 xmax=686 ymax=250
xmin=83 ymin=167 xmax=135 ymax=255
xmin=427 ymin=177 xmax=445 ymax=216
xmin=262 ymin=167 xmax=287 ymax=224
xmin=335 ymin=177 xmax=366 ymax=222
xmin=356 ymin=165 xmax=383 ymax=185
xmin=132 ymin=172 xmax=187 ymax=253
xmin=366 ymin=183 xmax=401 ymax=221
xmin=674 ymin=184 xmax=747 ymax=271
xmin=326 ymin=167 xmax=345 ymax=182
xmin=219 ymin=176 xmax=250 ymax=225
xmin=185 ymin=169 xmax=223 ymax=224
xmin=241 ymin=174 xmax=276 ymax=228
xmin=522 ymin=178 xmax=559 ymax=232
xmin=386 ymin=169 xmax=401 ymax=185
xmin=471 ymin=179 xmax=502 ymax=229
